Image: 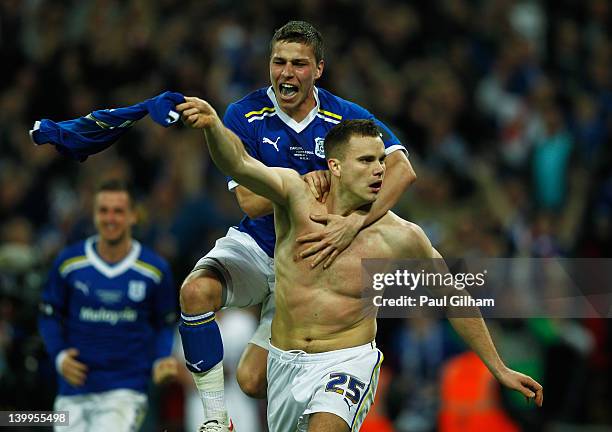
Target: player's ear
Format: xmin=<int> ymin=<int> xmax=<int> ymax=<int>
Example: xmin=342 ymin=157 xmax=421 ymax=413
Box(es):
xmin=327 ymin=158 xmax=341 ymax=177
xmin=315 ymin=59 xmax=324 ymax=80
xmin=128 ymin=205 xmax=138 ymax=225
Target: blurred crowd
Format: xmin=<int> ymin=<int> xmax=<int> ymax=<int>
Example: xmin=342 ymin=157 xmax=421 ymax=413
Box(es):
xmin=0 ymin=0 xmax=610 ymax=430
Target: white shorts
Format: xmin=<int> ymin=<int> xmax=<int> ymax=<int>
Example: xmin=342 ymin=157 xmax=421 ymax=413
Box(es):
xmin=267 ymin=341 xmax=383 ymax=432
xmin=192 ymin=227 xmax=275 ymax=349
xmin=54 ymin=389 xmax=147 ymax=432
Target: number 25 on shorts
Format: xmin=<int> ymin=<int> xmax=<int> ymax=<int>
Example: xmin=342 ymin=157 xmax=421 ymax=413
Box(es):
xmin=324 ymin=373 xmax=366 ymax=404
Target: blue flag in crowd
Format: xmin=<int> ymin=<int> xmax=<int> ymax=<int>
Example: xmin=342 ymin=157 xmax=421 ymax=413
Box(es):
xmin=29 ymin=91 xmax=185 ymax=161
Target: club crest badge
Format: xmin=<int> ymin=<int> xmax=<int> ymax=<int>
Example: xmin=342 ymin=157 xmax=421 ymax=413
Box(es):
xmin=128 ymin=280 xmax=146 ymax=302
xmin=314 ymin=137 xmax=325 ymax=158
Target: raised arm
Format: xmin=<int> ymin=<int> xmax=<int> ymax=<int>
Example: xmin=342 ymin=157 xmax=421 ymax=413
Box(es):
xmin=178 ymin=97 xmax=296 ymax=205
xmin=236 ymin=170 xmax=330 ymax=219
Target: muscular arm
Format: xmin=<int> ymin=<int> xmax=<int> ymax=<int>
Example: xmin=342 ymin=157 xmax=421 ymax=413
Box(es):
xmin=179 ymin=97 xmax=294 ymax=204
xmin=235 ymin=168 xmax=330 ymax=219
xmin=402 ymin=225 xmax=542 ymax=405
xmin=423 ymin=247 xmax=507 ymax=377
xmin=425 ymin=247 xmax=543 ymax=405
xmin=235 ymin=186 xmax=273 ymax=219
xmin=427 ymin=248 xmax=505 ymax=376
xmin=445 ymin=302 xmax=542 ymax=405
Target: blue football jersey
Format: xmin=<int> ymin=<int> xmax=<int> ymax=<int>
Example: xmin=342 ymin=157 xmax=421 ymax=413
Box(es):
xmin=223 ymin=86 xmax=406 ymax=257
xmin=39 ymin=237 xmax=176 ymax=396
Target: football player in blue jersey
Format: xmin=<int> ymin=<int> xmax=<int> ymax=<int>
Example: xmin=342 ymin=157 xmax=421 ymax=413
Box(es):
xmin=177 ymin=21 xmax=416 ymax=431
xmin=39 ymin=179 xmax=178 ymax=432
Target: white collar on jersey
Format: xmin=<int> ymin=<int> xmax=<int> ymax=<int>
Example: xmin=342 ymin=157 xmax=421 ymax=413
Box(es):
xmin=266 ymin=86 xmax=320 ymax=133
xmin=84 ymin=236 xmax=141 ymax=278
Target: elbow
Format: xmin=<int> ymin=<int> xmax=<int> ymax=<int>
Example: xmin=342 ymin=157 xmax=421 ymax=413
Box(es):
xmin=405 ymin=163 xmax=417 ymax=186
xmin=236 ymin=197 xmax=256 ymax=219
xmin=236 ymin=195 xmax=268 ymax=219
xmin=386 ymin=151 xmax=416 ymax=191
xmin=394 ymin=158 xmax=417 ymax=191
xmin=242 ymin=205 xmax=266 ymax=219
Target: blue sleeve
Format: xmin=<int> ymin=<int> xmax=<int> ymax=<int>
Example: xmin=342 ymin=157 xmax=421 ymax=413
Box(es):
xmin=222 ymin=103 xmax=260 ymax=189
xmin=345 ymin=101 xmax=406 ymax=154
xmin=152 ymin=259 xmax=177 ymax=359
xmin=38 ymin=254 xmax=69 ymax=360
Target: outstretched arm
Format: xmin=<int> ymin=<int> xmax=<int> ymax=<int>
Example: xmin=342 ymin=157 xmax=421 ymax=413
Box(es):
xmin=446 ymin=314 xmax=544 ymax=406
xmin=297 ymin=150 xmax=415 ymax=268
xmin=178 ymin=97 xmax=294 ymax=204
xmin=424 ymin=243 xmax=544 ymax=406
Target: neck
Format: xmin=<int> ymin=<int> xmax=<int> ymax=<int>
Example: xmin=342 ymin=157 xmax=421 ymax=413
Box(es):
xmin=326 ymin=181 xmax=371 ymax=217
xmin=97 ymin=237 xmax=132 ymax=263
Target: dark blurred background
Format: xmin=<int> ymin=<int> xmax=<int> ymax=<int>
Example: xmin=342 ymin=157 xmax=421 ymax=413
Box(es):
xmin=0 ymin=0 xmax=610 ymax=431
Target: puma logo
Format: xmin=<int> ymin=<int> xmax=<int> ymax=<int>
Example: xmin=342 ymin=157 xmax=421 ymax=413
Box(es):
xmin=186 ymin=360 xmax=205 ymax=372
xmin=74 ymin=281 xmax=89 ymax=295
xmin=263 ymin=136 xmax=280 ymax=151
xmin=344 ymin=398 xmax=353 ymax=411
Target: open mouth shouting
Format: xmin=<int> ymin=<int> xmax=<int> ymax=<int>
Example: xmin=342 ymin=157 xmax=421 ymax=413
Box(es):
xmin=369 ymin=180 xmax=383 ymax=193
xmin=278 ymin=83 xmax=299 ymax=100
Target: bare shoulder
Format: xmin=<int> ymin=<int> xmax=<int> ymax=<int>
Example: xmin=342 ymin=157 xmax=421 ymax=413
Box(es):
xmin=272 ymin=167 xmax=306 ymax=193
xmin=378 ymin=212 xmax=433 ymax=258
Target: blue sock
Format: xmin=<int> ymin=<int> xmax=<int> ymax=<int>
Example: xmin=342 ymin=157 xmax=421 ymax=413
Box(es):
xmin=179 ymin=312 xmax=224 ymax=373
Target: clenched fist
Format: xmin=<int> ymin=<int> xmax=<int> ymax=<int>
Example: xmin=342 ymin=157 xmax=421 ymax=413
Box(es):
xmin=176 ymin=96 xmax=220 ymax=129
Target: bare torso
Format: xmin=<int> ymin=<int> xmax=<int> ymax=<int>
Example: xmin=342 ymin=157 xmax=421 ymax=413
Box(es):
xmin=271 ymin=175 xmax=426 ymax=352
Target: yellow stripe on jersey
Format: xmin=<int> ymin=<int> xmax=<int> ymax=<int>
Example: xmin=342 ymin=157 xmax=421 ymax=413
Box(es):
xmin=318 ymin=109 xmax=342 ymax=120
xmin=59 ymin=256 xmax=88 ymax=274
xmin=245 ymin=107 xmax=276 ymax=118
xmin=85 ymin=113 xmax=112 ymax=129
xmin=134 ymin=260 xmax=162 ymax=280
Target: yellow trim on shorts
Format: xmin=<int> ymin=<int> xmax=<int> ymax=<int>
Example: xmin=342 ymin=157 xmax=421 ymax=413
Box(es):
xmin=244 ymin=107 xmax=276 ymax=118
xmin=351 ymin=351 xmax=384 ymax=431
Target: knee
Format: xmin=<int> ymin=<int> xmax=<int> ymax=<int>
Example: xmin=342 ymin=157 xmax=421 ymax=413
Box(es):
xmin=236 ymin=365 xmax=267 ymax=399
xmin=179 ymin=270 xmax=223 ymax=314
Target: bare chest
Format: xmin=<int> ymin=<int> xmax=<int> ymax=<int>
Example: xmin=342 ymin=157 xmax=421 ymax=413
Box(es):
xmin=276 ymin=207 xmax=395 ymax=298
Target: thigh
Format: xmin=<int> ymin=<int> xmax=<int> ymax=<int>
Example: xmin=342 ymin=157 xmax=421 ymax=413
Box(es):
xmin=194 ymin=228 xmax=274 ymax=309
xmin=90 ymin=389 xmax=147 ymax=432
xmin=236 ymin=342 xmax=269 ymax=398
xmin=267 ymin=355 xmax=307 ymax=432
xmin=307 ymin=412 xmax=350 ymax=432
xmin=249 ymin=292 xmax=274 ymax=349
xmin=305 ymin=348 xmax=383 ymax=431
xmin=54 ymin=396 xmax=88 ymax=432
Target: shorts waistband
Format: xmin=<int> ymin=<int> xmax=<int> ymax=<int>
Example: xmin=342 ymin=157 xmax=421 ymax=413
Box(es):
xmin=268 ymin=340 xmax=377 ymax=364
